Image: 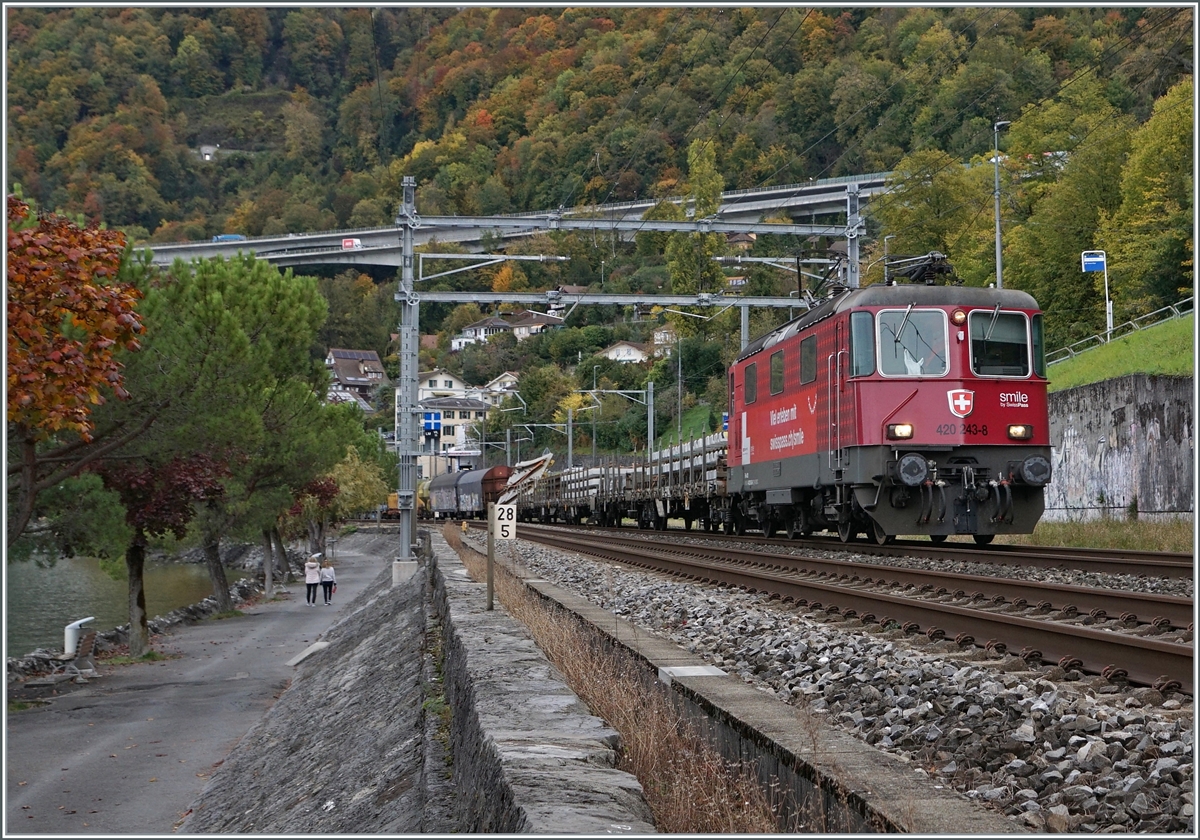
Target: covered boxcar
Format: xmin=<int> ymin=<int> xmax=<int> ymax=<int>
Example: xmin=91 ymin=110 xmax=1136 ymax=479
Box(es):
xmin=429 ymin=465 xmax=514 ymax=519
xmin=455 ymin=465 xmax=514 ymax=518
xmin=428 ymin=471 xmax=465 ymax=519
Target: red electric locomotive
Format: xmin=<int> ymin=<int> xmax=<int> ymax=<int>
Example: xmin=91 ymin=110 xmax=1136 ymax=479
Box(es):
xmin=726 ymin=256 xmax=1053 ymax=544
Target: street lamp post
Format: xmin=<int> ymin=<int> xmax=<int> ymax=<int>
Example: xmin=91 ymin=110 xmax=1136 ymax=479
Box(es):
xmin=993 ymin=120 xmax=1011 ymax=289
xmin=592 ymin=364 xmax=599 ymax=461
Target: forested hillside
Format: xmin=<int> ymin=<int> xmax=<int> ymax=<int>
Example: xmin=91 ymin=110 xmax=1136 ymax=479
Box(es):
xmin=7 ymin=6 xmax=1193 ymax=358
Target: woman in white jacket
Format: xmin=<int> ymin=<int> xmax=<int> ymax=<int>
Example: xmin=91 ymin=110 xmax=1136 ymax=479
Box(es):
xmin=304 ymin=554 xmax=321 ymax=606
xmin=319 ymin=560 xmax=337 ymax=606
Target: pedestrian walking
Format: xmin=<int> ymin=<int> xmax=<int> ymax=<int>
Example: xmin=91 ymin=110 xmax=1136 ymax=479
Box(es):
xmin=320 ymin=559 xmax=337 ymax=605
xmin=304 ymin=553 xmax=321 ymax=606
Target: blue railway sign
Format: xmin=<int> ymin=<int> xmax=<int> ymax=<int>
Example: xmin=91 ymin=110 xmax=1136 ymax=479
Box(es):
xmin=1081 ymin=250 xmax=1106 ymax=272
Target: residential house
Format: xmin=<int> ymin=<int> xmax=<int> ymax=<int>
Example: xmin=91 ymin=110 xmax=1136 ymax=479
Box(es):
xmin=326 ymin=384 xmax=373 ymax=412
xmin=450 ymin=316 xmax=513 ymax=351
xmin=599 ymin=340 xmax=648 ymax=363
xmin=325 ymin=348 xmax=388 ymax=408
xmin=467 ymin=371 xmax=521 ymax=408
xmin=726 ymin=232 xmax=756 ymax=250
xmin=508 ymin=310 xmax=564 ymax=342
xmin=652 ymin=323 xmax=678 ymax=358
xmin=417 ymin=368 xmax=468 ymax=401
xmin=416 ymin=395 xmax=491 ymax=478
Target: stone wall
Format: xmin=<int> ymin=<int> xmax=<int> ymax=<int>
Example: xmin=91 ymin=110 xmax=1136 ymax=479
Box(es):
xmin=1046 ymin=374 xmax=1193 ymax=521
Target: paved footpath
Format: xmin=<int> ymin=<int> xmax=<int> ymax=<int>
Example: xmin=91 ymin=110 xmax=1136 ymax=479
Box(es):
xmin=5 ymin=534 xmax=390 ymax=836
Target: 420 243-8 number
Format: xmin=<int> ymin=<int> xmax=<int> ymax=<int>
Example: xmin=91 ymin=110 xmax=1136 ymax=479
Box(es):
xmin=936 ymin=423 xmax=988 ymax=436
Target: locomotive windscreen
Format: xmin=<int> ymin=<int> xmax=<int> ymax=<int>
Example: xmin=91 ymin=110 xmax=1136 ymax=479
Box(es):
xmin=969 ymin=311 xmax=1031 ymax=376
xmin=877 ymin=309 xmax=948 ymax=376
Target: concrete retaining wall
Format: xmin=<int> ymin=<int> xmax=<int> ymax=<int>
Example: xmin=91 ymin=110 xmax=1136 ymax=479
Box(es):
xmin=430 ymin=533 xmax=656 ymax=834
xmin=1046 ymin=374 xmax=1193 ymax=521
xmin=497 ymin=556 xmax=1024 ymax=834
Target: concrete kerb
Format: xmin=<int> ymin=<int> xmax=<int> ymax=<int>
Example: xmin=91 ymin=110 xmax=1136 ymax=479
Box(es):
xmin=472 ymin=539 xmax=1027 ymax=835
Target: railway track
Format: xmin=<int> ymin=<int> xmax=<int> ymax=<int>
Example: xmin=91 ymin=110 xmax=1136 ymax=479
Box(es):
xmin=486 ymin=520 xmax=1193 ymax=579
xmin=477 ymin=522 xmax=1193 ymax=695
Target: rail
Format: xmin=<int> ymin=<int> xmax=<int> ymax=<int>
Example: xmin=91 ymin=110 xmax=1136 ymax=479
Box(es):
xmin=1046 ymin=296 xmax=1193 ymax=365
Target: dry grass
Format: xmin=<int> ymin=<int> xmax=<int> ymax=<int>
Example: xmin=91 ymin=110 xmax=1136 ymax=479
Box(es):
xmin=992 ymin=516 xmax=1194 ymax=553
xmin=443 ymin=525 xmax=784 ymax=833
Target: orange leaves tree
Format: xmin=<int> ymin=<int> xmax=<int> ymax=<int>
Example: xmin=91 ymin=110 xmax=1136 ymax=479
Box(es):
xmin=6 ymin=196 xmax=145 ymax=541
xmin=97 ymin=454 xmax=228 ymax=656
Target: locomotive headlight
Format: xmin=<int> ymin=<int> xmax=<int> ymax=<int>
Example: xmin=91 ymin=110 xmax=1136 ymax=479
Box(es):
xmin=1020 ymin=455 xmax=1052 ymax=486
xmin=1007 ymin=424 xmax=1034 ymax=440
xmin=951 ymin=308 xmax=967 ymax=326
xmin=896 ymin=452 xmax=929 ymax=486
xmin=887 ymin=423 xmax=914 ymax=440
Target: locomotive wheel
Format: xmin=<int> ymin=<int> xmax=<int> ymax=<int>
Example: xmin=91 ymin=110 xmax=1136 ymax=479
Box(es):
xmin=762 ymin=517 xmax=777 ymax=539
xmin=929 ymin=534 xmax=947 ymax=543
xmin=973 ymin=534 xmax=995 ymax=545
xmin=837 ymin=519 xmax=856 ymax=543
xmin=871 ymin=519 xmax=894 ymax=546
xmin=655 ymin=513 xmax=668 ymax=531
xmin=683 ymin=515 xmax=693 ymax=532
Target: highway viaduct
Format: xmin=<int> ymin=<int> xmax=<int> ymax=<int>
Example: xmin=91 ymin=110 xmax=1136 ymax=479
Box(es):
xmin=143 ymin=172 xmax=889 ymax=270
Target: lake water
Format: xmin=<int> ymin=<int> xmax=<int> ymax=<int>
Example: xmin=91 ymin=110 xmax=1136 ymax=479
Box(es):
xmin=5 ymin=556 xmax=228 ymax=657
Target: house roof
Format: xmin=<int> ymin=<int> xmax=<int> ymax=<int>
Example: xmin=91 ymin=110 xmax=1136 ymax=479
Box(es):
xmin=420 ymin=396 xmax=491 ymax=411
xmin=327 ymin=389 xmax=373 ymax=411
xmin=604 ymin=340 xmax=646 ymax=353
xmin=463 ymin=316 xmax=513 ymax=331
xmin=509 ymin=310 xmax=563 ymax=327
xmin=418 ymin=368 xmax=460 ymax=381
xmin=327 ymin=349 xmax=388 ymax=393
xmin=484 ymin=371 xmax=520 ymax=389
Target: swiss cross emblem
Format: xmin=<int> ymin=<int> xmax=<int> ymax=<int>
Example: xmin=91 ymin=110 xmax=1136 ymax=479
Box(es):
xmin=947 ymin=389 xmax=974 ymax=418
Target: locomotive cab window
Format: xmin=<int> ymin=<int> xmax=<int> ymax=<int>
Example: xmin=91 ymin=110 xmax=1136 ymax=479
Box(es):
xmin=877 ymin=309 xmax=947 ymax=377
xmin=850 ymin=312 xmax=875 ymax=376
xmin=969 ymin=310 xmax=1030 ymax=377
xmin=744 ymin=362 xmax=757 ymax=404
xmin=1031 ymin=313 xmax=1046 ymax=377
xmin=770 ymin=351 xmax=784 ymax=395
xmin=800 ymin=335 xmax=817 ymax=384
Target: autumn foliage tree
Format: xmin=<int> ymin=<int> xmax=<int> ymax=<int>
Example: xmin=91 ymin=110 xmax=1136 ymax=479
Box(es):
xmin=6 ymin=195 xmax=144 ymax=541
xmin=285 ymin=476 xmax=340 ymax=556
xmin=97 ymin=454 xmax=227 ymax=656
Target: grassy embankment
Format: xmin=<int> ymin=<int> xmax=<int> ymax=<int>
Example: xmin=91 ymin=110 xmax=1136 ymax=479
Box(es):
xmin=1016 ymin=314 xmax=1194 ymax=553
xmin=1046 ymin=314 xmax=1193 ymax=392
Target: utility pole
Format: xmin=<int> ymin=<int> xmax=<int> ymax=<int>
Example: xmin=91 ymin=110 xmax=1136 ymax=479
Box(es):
xmin=394 ymin=176 xmax=419 ymax=577
xmin=676 ymin=336 xmax=682 ymax=444
xmin=993 ymin=120 xmax=1011 ymax=289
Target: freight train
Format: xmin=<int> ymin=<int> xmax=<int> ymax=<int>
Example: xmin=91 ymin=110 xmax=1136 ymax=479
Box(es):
xmin=428 ymin=465 xmax=514 ymax=519
xmin=507 ymin=261 xmax=1052 ymax=545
